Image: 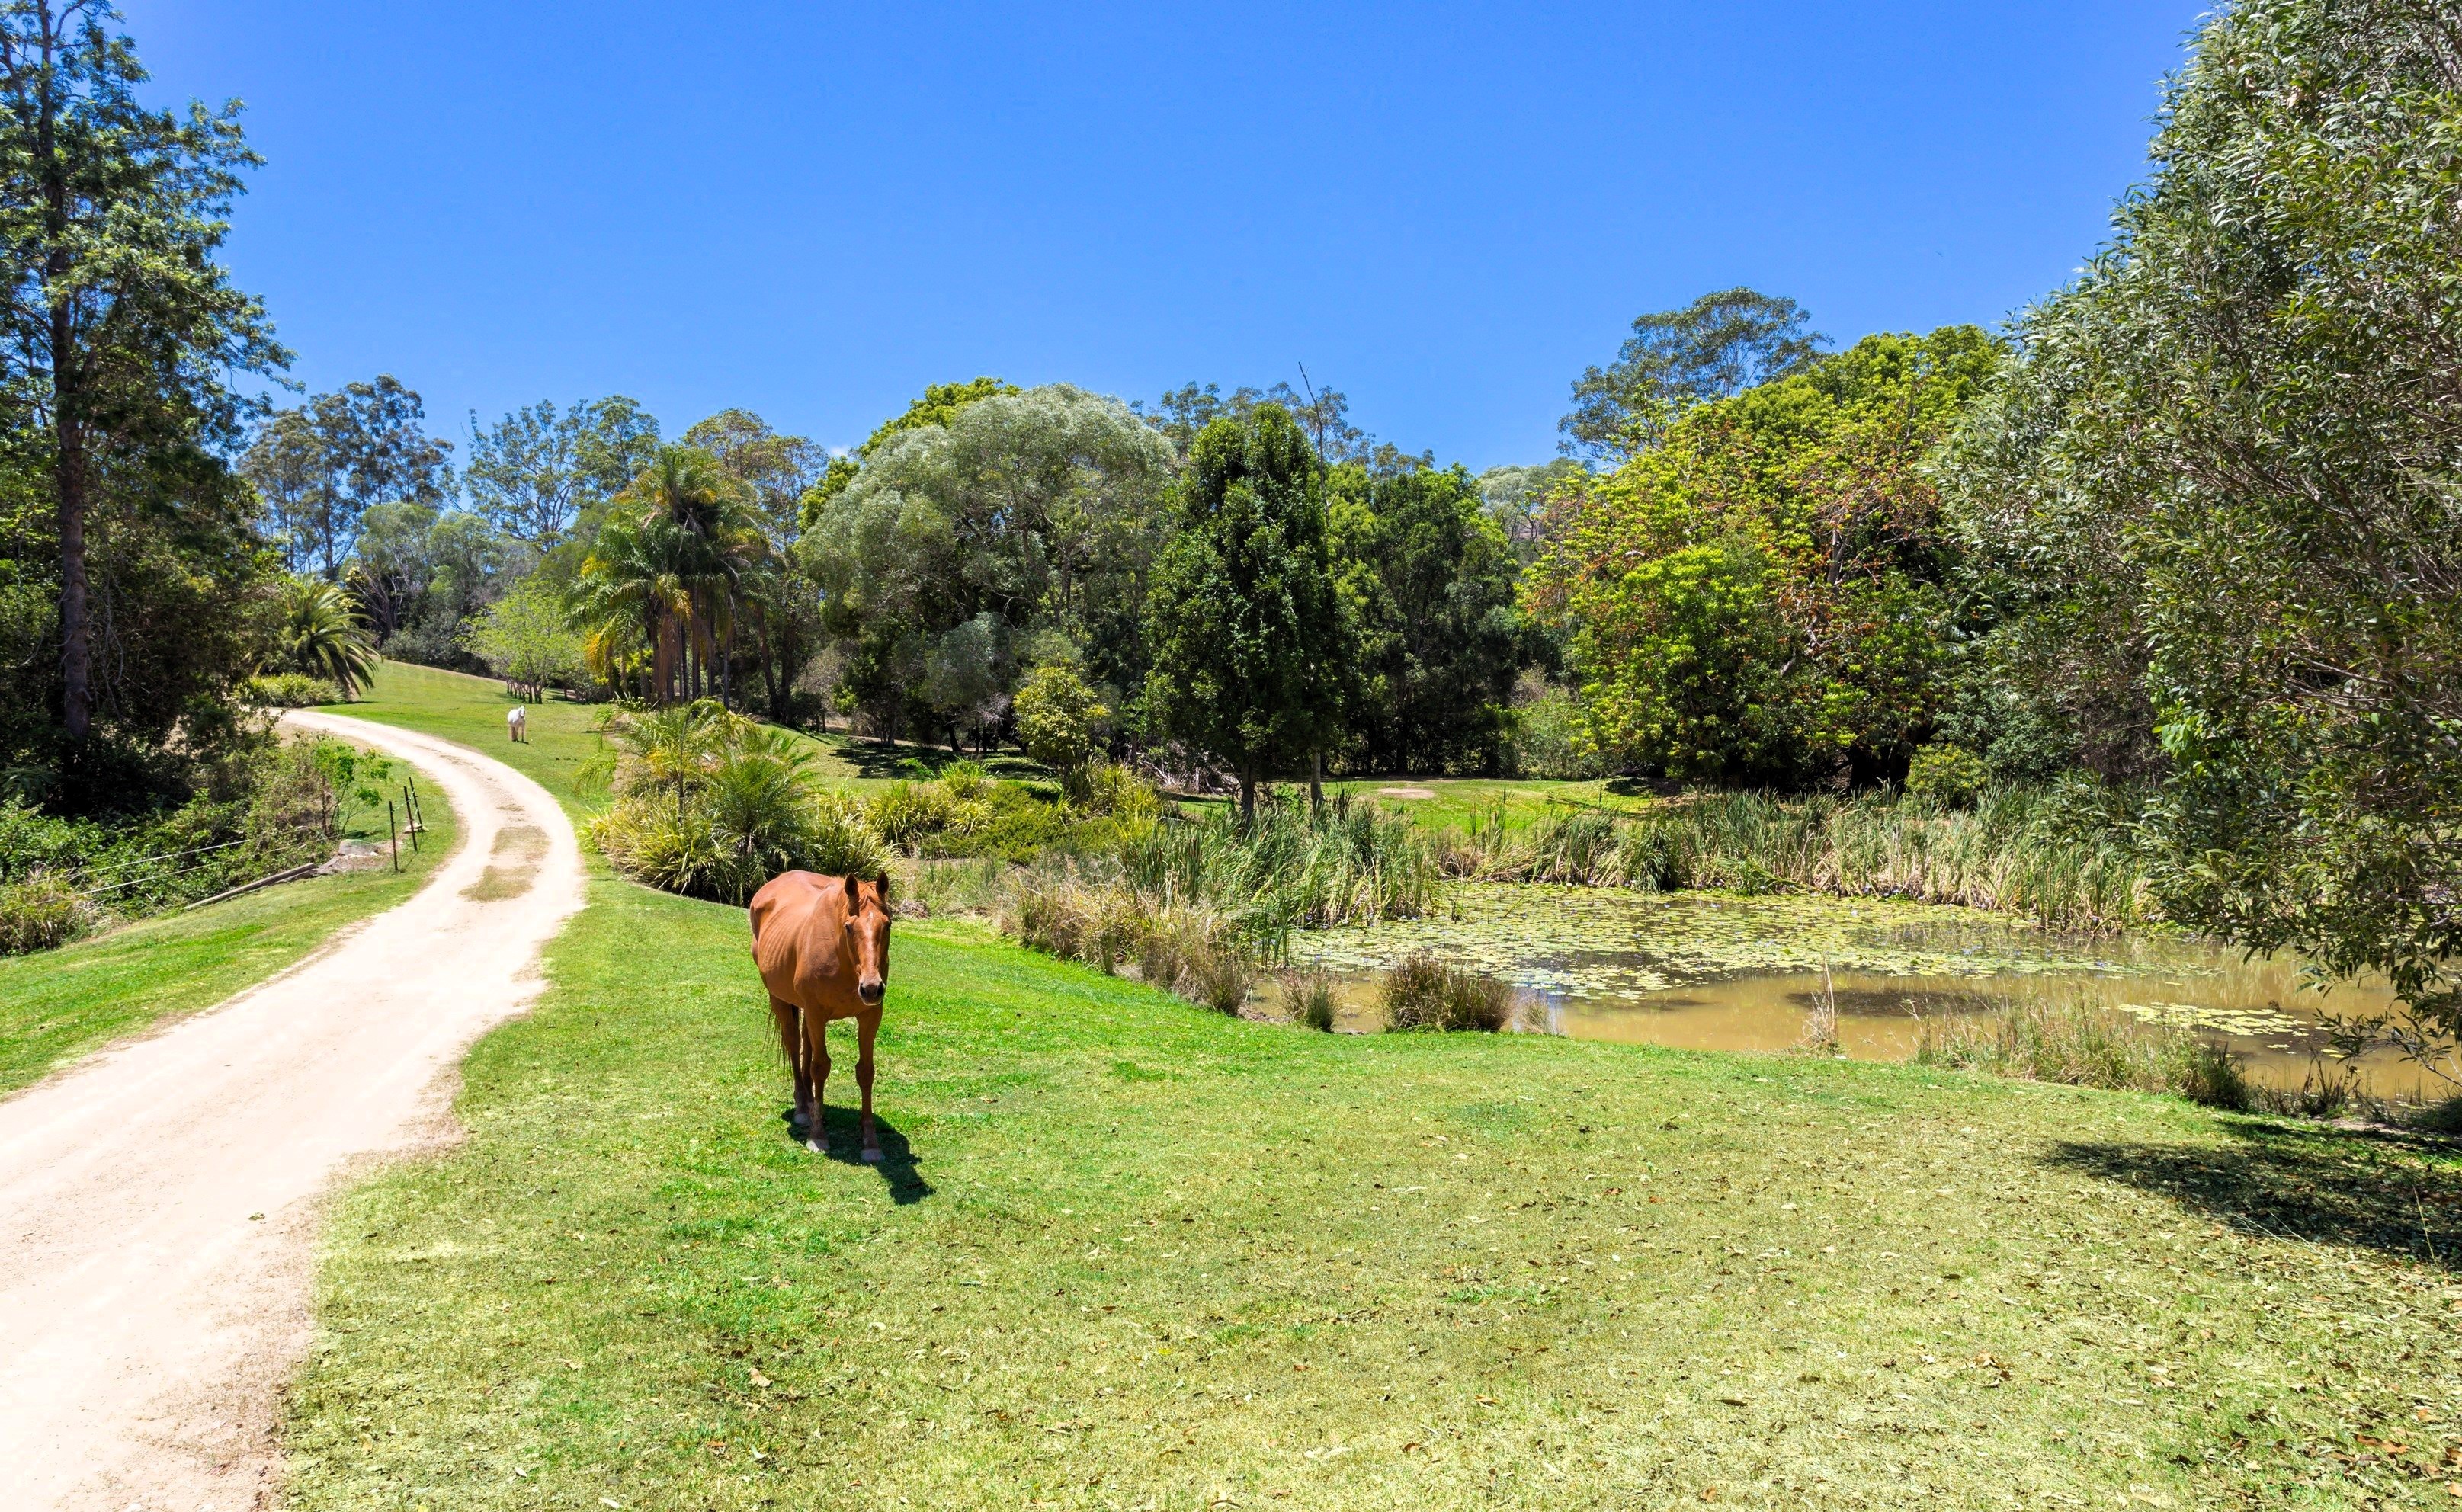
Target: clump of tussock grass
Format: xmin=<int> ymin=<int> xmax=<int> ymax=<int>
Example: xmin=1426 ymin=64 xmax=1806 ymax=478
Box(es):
xmin=1915 ymin=995 xmax=2249 ymax=1109
xmin=1283 ymin=969 xmax=1338 ymax=1032
xmin=1382 ymin=952 xmax=1516 ymax=1033
xmin=897 ymin=855 xmax=1011 ymax=918
xmin=998 ymin=867 xmax=1255 ymax=1013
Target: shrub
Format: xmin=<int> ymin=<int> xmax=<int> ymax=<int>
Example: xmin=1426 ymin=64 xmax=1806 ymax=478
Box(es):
xmin=1068 ymin=759 xmax=1162 ymax=820
xmin=584 ymin=700 xmax=889 ymax=903
xmin=1015 ymin=662 xmax=1108 ymax=774
xmin=1285 ymin=969 xmax=1338 ymax=1031
xmin=1382 ymin=952 xmax=1515 ymax=1033
xmin=1906 ymin=742 xmax=1989 ymax=809
xmin=241 ymin=672 xmax=345 ymax=708
xmin=866 ymin=780 xmax=976 ymax=848
xmin=0 ymin=872 xmax=88 ymax=955
xmin=1508 ymin=683 xmax=1609 ymax=780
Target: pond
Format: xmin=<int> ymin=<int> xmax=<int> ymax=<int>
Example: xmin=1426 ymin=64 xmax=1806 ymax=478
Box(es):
xmin=1286 ymin=885 xmax=2448 ymax=1100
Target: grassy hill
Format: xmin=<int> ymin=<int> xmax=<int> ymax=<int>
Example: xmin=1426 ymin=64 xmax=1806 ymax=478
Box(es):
xmin=283 ymin=668 xmax=2462 ymax=1509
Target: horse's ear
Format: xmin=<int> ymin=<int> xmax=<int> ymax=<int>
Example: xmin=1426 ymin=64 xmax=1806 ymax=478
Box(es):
xmin=874 ymin=871 xmax=893 ymax=905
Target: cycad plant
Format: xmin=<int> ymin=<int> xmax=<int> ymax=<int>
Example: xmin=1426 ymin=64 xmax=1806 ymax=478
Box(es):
xmin=583 ymin=700 xmax=884 ymax=902
xmin=271 ymin=578 xmax=379 ymax=697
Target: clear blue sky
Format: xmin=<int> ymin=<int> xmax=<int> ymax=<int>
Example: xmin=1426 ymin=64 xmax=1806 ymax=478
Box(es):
xmin=126 ymin=1 xmax=2208 ymax=472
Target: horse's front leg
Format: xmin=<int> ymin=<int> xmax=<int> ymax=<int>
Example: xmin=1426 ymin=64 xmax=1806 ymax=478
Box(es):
xmin=804 ymin=1012 xmax=833 ymax=1156
xmin=854 ymin=1009 xmax=883 ymax=1163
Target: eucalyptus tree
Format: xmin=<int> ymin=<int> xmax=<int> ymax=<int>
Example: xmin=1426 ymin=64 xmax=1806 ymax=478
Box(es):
xmin=800 ymin=383 xmax=1174 ymax=744
xmin=240 ymin=376 xmax=454 ymax=579
xmin=1560 ymin=289 xmax=1826 ymax=463
xmin=0 ymin=0 xmax=284 ymax=745
xmin=465 ymin=396 xmax=659 ymax=551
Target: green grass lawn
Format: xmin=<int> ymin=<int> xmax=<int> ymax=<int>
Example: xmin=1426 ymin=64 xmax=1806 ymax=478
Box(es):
xmin=293 ymin=668 xmax=2462 ymax=1508
xmin=0 ymin=747 xmax=460 ymax=1097
xmin=1323 ymin=775 xmax=1654 ymax=831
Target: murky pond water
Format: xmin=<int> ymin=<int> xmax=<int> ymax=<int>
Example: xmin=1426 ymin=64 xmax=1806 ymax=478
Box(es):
xmin=1287 ymin=886 xmax=2447 ymax=1099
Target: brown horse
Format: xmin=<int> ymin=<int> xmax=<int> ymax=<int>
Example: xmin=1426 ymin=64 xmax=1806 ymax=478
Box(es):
xmin=749 ymin=871 xmax=893 ymax=1161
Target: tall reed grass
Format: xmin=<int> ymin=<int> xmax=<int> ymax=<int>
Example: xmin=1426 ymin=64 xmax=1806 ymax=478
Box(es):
xmin=1438 ymin=785 xmax=2158 ymax=934
xmin=1915 ymin=994 xmax=2249 ymax=1108
xmin=995 ymin=792 xmax=1438 ymax=1014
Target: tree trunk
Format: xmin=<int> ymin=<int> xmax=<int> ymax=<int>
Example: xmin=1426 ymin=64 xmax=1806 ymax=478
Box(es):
xmin=39 ymin=9 xmax=91 ymax=742
xmin=55 ymin=405 xmax=90 ymax=740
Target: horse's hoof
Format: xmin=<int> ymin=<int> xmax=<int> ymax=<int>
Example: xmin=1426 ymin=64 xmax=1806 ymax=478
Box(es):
xmin=806 ymin=1137 xmax=828 ymax=1155
xmin=861 ymin=1146 xmax=884 ymax=1164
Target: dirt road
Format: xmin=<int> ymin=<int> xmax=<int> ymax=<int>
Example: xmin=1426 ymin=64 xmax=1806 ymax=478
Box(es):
xmin=0 ymin=713 xmax=585 ymax=1510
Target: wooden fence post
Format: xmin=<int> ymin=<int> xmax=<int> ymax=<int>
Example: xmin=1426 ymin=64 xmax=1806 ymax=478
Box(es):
xmin=389 ymin=800 xmax=400 ymax=873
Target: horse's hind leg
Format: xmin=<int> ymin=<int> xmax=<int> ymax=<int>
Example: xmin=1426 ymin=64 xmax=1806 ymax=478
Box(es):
xmin=772 ymin=998 xmax=813 ymax=1141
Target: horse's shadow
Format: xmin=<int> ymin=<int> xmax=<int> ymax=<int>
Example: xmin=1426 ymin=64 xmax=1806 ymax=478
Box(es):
xmin=787 ymin=1105 xmax=934 ymax=1204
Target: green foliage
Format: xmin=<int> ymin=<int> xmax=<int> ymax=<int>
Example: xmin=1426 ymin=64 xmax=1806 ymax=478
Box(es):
xmin=803 ymin=385 xmax=1171 ymax=744
xmin=1944 ymin=0 xmax=2462 ymax=1030
xmin=1381 ymin=951 xmax=1515 ymax=1032
xmin=587 ymin=703 xmax=885 ymax=903
xmin=463 ymin=396 xmax=659 ymax=553
xmin=457 ymin=578 xmax=586 ymax=697
xmin=1507 ymin=681 xmax=1609 ymax=780
xmin=857 ymin=376 xmax=1019 ymax=459
xmin=239 ymin=672 xmax=343 ymax=709
xmin=242 ymin=377 xmax=455 ymax=580
xmin=0 ymin=872 xmax=87 ymax=956
xmin=1014 ymin=662 xmax=1109 ymax=774
xmin=273 ymin=577 xmax=379 ymax=697
xmin=1143 ymin=405 xmax=1349 ymax=812
xmin=571 ymin=447 xmax=770 ymax=705
xmin=1560 ymin=288 xmax=1826 ymax=463
xmin=1326 ymin=462 xmax=1525 ymax=773
xmin=1905 ymin=742 xmax=1988 ymax=809
xmin=1528 ymin=326 xmax=2002 ymax=786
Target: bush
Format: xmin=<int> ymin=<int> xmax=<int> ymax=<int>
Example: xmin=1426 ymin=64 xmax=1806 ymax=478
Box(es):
xmin=1066 ymin=759 xmax=1162 ymax=820
xmin=0 ymin=872 xmax=88 ymax=955
xmin=1906 ymin=742 xmax=1989 ymax=809
xmin=584 ymin=701 xmax=888 ymax=904
xmin=1382 ymin=952 xmax=1515 ymax=1033
xmin=1285 ymin=969 xmax=1338 ymax=1031
xmin=241 ymin=672 xmax=345 ymax=708
xmin=1508 ymin=683 xmax=1609 ymax=780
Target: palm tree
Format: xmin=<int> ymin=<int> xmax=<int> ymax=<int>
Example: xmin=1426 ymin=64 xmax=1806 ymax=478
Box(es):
xmin=573 ymin=447 xmax=768 ymax=704
xmin=272 ymin=577 xmax=379 ymax=697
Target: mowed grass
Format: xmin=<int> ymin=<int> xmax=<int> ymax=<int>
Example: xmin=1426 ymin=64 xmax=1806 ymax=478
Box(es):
xmin=1322 ymin=776 xmax=1652 ymax=833
xmin=0 ymin=748 xmax=460 ymax=1097
xmin=282 ymin=883 xmax=2462 ymax=1508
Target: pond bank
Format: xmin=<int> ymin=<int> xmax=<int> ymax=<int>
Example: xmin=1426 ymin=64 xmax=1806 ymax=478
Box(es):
xmin=1287 ymin=884 xmax=2447 ymax=1104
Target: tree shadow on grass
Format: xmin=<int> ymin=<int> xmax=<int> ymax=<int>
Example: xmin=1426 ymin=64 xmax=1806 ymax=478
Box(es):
xmin=790 ymin=1105 xmax=934 ymax=1205
xmin=2044 ymin=1120 xmax=2462 ymax=1269
xmin=833 ymin=738 xmax=1047 ymax=786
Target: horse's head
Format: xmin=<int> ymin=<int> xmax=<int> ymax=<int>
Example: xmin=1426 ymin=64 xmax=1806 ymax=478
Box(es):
xmin=844 ymin=876 xmax=891 ymax=1006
